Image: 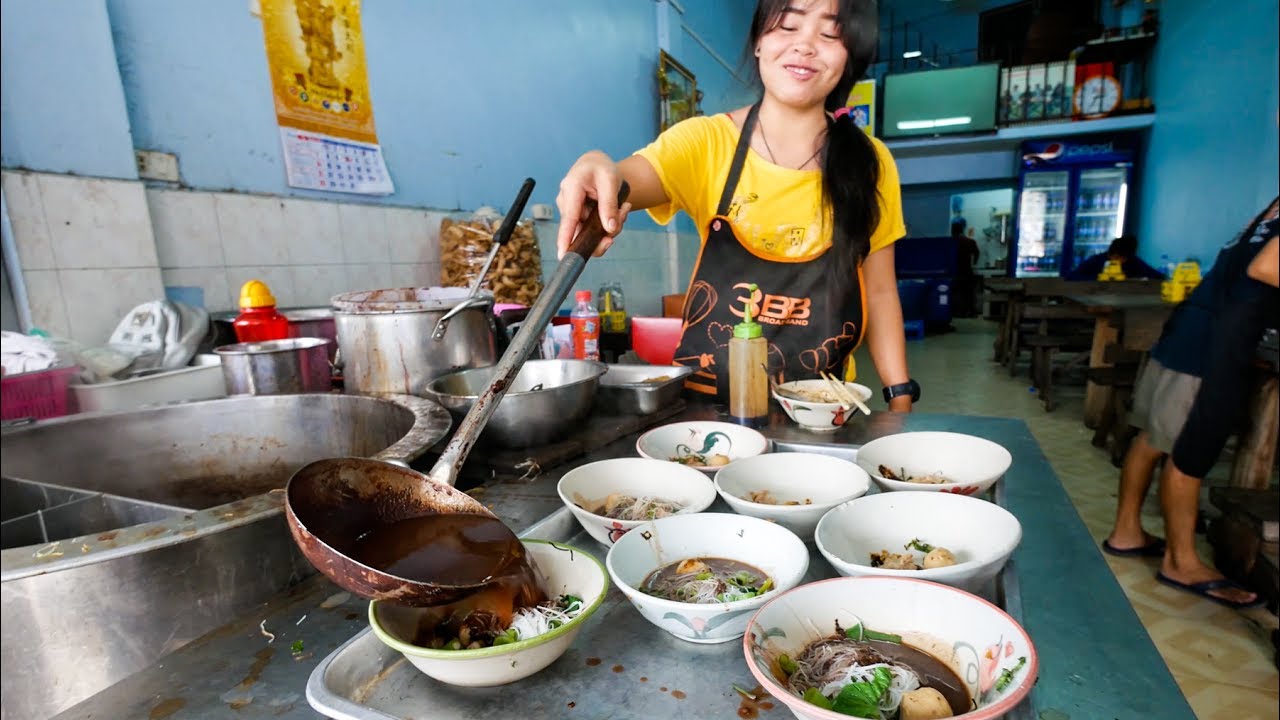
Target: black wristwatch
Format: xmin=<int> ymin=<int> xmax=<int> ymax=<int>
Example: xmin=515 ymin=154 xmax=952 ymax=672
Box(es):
xmin=883 ymin=379 xmax=921 ymax=403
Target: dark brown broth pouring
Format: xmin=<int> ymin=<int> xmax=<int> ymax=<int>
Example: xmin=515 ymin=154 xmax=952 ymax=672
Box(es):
xmin=349 ymin=514 xmax=546 ymax=645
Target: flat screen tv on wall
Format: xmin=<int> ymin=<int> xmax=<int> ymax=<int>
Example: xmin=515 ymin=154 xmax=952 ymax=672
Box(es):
xmin=882 ymin=64 xmax=1001 ymax=139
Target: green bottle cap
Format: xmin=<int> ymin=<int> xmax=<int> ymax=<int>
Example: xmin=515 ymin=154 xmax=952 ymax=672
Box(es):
xmin=734 ymin=284 xmax=763 ymax=339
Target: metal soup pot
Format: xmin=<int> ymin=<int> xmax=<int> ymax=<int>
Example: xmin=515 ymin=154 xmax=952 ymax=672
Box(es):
xmin=332 ymin=287 xmax=497 ymax=396
xmin=214 ymin=337 xmax=332 ymax=395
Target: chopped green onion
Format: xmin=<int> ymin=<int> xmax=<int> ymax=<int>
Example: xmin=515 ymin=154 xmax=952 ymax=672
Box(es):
xmin=778 ymin=654 xmax=798 ymax=677
xmin=759 ymin=577 xmax=774 ymax=593
xmin=696 ymin=571 xmax=713 ymax=581
xmin=802 ymin=687 xmax=833 ymax=710
xmin=290 ymin=639 xmax=304 ymax=654
xmin=844 ymin=623 xmax=902 ymax=644
xmin=492 ymin=628 xmax=519 ymax=646
xmin=905 ymin=537 xmax=935 ymax=553
xmin=994 ymin=656 xmax=1028 ymax=692
xmin=732 ymin=684 xmax=757 ymax=700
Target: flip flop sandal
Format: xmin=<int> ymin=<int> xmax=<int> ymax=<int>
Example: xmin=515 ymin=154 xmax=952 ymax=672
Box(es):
xmin=1155 ymin=572 xmax=1265 ymax=610
xmin=1101 ymin=537 xmax=1166 ymax=558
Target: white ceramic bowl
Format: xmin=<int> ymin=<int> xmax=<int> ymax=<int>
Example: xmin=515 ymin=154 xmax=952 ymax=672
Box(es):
xmin=814 ymin=492 xmax=1022 ymax=593
xmin=368 ymin=540 xmax=608 ymax=687
xmin=557 ymin=457 xmax=717 ymax=546
xmin=855 ymin=431 xmax=1013 ymax=496
xmin=605 ymin=513 xmax=808 ymax=644
xmin=713 ymin=453 xmax=871 ymax=540
xmin=744 ymin=576 xmax=1038 ymax=720
xmin=635 ymin=421 xmax=769 ymax=475
xmin=772 ymin=379 xmax=874 ymax=432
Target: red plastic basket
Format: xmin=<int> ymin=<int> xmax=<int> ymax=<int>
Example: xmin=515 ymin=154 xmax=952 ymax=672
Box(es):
xmin=1 ymin=365 xmax=79 ymax=420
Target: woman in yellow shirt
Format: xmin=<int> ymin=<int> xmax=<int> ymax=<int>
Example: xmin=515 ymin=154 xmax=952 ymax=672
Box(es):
xmin=555 ymin=0 xmax=916 ymax=411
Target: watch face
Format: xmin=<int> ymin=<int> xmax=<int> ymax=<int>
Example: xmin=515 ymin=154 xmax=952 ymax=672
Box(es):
xmin=1074 ymin=76 xmax=1121 ymax=116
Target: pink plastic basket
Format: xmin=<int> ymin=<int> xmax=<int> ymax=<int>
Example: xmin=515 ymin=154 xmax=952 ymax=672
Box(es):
xmin=1 ymin=365 xmax=79 ymax=420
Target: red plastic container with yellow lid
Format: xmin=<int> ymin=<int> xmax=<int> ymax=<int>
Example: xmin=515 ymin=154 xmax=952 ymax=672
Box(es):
xmin=232 ymin=279 xmax=290 ymax=343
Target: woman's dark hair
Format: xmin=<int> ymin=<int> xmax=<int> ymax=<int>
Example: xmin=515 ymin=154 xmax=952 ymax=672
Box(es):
xmin=747 ymin=0 xmax=882 ymax=294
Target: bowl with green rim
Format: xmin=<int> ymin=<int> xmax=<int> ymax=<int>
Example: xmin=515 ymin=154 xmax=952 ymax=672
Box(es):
xmin=368 ymin=540 xmax=608 ymax=686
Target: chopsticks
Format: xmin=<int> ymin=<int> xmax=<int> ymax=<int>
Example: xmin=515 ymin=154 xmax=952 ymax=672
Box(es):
xmin=820 ymin=371 xmax=871 ymax=416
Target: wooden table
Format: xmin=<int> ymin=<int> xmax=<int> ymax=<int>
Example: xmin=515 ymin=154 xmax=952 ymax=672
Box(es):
xmin=1065 ymin=293 xmax=1172 ymax=427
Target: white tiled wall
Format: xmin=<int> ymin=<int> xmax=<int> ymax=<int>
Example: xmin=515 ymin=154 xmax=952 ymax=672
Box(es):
xmin=3 ymin=169 xmax=680 ymax=344
xmin=3 ymin=171 xmax=163 ymax=343
xmin=149 ymin=189 xmax=445 ymax=312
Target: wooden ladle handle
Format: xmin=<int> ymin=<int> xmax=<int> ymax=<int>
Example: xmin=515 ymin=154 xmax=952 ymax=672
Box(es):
xmin=565 ymin=182 xmax=631 ymax=259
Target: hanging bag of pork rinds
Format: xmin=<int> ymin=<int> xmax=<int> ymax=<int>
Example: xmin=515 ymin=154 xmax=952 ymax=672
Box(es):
xmin=439 ymin=211 xmax=543 ymax=307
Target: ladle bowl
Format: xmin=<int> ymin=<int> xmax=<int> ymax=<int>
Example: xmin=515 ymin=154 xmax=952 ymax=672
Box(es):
xmin=285 ymin=457 xmax=515 ymax=606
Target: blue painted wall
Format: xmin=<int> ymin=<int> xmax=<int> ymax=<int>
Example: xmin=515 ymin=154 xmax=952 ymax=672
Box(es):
xmin=106 ymin=0 xmax=661 ymax=213
xmin=1136 ymin=0 xmax=1280 ymax=265
xmin=0 ymin=0 xmax=753 ymax=220
xmin=0 ymin=0 xmax=137 ymax=179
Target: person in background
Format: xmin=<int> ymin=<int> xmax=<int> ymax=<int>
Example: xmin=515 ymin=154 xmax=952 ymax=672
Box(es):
xmin=951 ymin=219 xmax=980 ymax=317
xmin=1103 ymin=197 xmax=1279 ymax=609
xmin=555 ymin=0 xmax=919 ymax=410
xmin=1067 ymin=234 xmax=1164 ymax=281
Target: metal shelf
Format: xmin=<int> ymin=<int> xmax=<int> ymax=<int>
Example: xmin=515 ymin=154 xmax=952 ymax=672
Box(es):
xmin=884 ymin=113 xmax=1156 ymax=158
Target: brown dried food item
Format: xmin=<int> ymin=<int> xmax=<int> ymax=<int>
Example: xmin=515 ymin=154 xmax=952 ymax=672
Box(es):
xmin=440 ymin=216 xmax=543 ymax=305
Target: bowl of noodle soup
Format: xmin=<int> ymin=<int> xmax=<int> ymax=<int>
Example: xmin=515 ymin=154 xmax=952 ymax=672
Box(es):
xmin=557 ymin=457 xmax=716 ymax=546
xmin=814 ymin=492 xmax=1022 ymax=594
xmin=743 ymin=576 xmax=1037 ymax=720
xmin=773 ymin=379 xmax=874 ymax=432
xmin=369 ymin=539 xmax=608 ymax=687
xmin=606 ymin=513 xmax=809 ymax=644
xmin=855 ymin=432 xmax=1012 ymax=497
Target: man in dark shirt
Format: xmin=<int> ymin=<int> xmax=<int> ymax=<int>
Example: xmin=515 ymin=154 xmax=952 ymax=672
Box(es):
xmin=1067 ymin=234 xmax=1164 ymax=281
xmin=1104 ymin=199 xmax=1278 ymax=609
xmin=952 ymin=220 xmax=980 ymax=317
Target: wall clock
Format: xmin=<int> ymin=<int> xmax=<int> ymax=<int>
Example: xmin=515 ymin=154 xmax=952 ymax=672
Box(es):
xmin=1073 ymin=62 xmax=1122 ymax=119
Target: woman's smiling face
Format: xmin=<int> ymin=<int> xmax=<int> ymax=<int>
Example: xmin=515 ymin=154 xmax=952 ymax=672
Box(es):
xmin=756 ymin=0 xmax=848 ymax=109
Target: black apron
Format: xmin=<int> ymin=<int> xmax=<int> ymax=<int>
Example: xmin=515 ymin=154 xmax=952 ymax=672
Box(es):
xmin=674 ymin=103 xmax=867 ymax=400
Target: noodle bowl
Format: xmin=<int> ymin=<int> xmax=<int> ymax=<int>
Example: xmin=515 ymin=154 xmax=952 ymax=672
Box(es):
xmin=743 ymin=577 xmax=1038 ymax=720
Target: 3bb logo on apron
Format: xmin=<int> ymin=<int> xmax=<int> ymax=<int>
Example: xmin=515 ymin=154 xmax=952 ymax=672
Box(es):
xmin=674 ymin=104 xmax=867 ymax=400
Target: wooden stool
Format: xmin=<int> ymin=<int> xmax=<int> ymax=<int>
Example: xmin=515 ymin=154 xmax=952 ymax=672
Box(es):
xmin=1208 ymin=487 xmax=1279 ymax=615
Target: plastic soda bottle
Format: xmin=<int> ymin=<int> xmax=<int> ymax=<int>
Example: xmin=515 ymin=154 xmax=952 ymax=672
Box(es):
xmin=570 ymin=290 xmax=600 ymax=361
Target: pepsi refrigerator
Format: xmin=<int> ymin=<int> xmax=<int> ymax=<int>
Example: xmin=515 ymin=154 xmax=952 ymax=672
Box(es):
xmin=1010 ymin=137 xmax=1135 ymax=277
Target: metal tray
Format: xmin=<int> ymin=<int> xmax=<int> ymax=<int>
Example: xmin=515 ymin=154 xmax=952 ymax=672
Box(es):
xmin=306 ymin=500 xmax=1031 ymax=719
xmin=595 ymin=364 xmax=692 ymax=416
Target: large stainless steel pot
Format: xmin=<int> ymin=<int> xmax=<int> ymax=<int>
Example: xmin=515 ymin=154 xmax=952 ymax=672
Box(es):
xmin=0 ymin=393 xmax=451 ymax=719
xmin=332 ymin=287 xmax=497 ymax=396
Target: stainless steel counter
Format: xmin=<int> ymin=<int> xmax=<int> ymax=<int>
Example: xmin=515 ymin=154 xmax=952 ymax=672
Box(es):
xmin=55 ymin=408 xmax=1197 ymax=720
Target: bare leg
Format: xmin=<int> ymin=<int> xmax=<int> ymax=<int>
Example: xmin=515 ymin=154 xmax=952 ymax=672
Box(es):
xmin=1106 ymin=432 xmax=1165 ymax=549
xmin=1159 ymin=460 xmax=1258 ymax=605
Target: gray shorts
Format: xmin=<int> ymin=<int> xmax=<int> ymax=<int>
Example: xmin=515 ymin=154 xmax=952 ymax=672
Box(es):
xmin=1129 ymin=358 xmax=1202 ymax=454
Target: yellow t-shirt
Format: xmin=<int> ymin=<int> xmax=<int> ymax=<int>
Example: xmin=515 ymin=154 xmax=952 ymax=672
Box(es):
xmin=635 ymin=114 xmax=906 ymax=261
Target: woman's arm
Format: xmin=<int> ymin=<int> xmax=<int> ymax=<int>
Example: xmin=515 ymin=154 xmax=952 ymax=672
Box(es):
xmin=555 ymin=153 xmax=667 ymax=258
xmin=1246 ymin=236 xmax=1279 ymax=287
xmin=862 ymin=245 xmax=912 ymax=411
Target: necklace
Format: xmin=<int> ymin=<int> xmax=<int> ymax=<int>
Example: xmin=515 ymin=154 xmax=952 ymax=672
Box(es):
xmin=757 ymin=115 xmax=825 ymax=170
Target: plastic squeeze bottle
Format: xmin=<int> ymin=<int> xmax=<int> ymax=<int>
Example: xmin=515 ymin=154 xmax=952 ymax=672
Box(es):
xmin=570 ymin=290 xmax=600 ymax=361
xmin=729 ymin=283 xmax=769 ymax=427
xmin=233 ymin=279 xmax=290 ymax=343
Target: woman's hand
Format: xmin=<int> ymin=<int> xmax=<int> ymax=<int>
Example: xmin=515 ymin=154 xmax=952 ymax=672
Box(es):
xmin=555 ymin=151 xmax=633 ymax=259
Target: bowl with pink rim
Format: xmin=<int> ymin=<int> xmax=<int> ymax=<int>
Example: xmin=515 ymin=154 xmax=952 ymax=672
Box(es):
xmin=743 ymin=576 xmax=1038 ymax=720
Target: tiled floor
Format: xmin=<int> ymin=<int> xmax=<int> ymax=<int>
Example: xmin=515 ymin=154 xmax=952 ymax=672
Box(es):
xmin=849 ymin=318 xmax=1280 ymax=720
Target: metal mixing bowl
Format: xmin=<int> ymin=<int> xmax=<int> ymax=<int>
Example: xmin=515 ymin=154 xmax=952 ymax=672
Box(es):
xmin=425 ymin=359 xmax=606 ymax=448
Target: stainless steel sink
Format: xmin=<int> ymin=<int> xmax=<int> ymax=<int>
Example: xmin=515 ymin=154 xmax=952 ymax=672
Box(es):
xmin=0 ymin=393 xmax=451 ymax=719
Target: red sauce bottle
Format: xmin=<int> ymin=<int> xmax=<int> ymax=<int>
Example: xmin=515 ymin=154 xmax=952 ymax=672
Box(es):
xmin=232 ymin=279 xmax=290 ymax=343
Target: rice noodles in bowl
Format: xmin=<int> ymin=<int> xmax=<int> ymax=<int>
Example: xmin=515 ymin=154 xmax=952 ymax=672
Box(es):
xmin=743 ymin=576 xmax=1037 ymax=720
xmin=369 ymin=540 xmax=608 ymax=687
xmin=606 ymin=513 xmax=809 ymax=644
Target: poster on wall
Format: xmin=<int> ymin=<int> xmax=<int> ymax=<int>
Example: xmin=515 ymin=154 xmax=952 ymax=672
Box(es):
xmin=844 ymin=79 xmax=876 ymax=137
xmin=260 ymin=0 xmax=394 ymax=195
